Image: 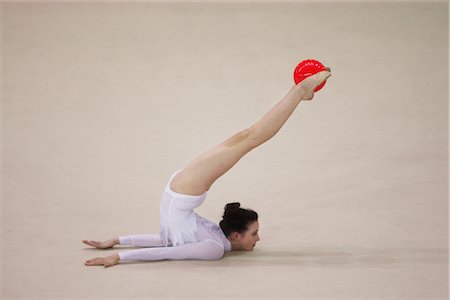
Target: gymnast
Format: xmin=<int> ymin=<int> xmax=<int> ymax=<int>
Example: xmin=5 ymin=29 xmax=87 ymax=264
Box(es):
xmin=83 ymin=68 xmax=331 ymax=267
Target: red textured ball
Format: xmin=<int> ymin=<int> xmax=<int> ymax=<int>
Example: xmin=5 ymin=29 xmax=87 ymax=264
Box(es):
xmin=293 ymin=59 xmax=327 ymax=92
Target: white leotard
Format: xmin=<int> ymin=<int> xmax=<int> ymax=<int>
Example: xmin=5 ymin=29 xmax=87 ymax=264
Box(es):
xmin=118 ymin=170 xmax=232 ymax=261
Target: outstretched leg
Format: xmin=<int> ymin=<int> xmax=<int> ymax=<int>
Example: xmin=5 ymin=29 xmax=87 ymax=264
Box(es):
xmin=171 ymin=70 xmax=331 ymax=195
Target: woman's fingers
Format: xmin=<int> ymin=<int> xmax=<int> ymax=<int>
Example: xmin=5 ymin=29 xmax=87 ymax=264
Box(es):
xmin=85 ymin=257 xmax=103 ymax=266
xmin=82 ymin=240 xmax=105 ymax=249
xmin=82 ymin=239 xmax=116 ymax=249
xmin=82 ymin=240 xmax=93 ymax=246
xmin=82 ymin=240 xmax=97 ymax=247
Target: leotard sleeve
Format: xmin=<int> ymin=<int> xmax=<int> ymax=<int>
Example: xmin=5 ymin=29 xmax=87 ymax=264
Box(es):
xmin=119 ymin=234 xmax=165 ymax=247
xmin=118 ymin=239 xmax=225 ymax=261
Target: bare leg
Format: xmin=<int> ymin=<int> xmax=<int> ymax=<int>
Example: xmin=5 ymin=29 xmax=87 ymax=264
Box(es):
xmin=171 ymin=70 xmax=331 ymax=195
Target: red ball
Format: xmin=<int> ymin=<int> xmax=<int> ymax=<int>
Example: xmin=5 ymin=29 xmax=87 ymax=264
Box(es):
xmin=293 ymin=59 xmax=327 ymax=92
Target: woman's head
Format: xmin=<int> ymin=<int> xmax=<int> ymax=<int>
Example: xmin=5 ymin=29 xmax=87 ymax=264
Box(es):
xmin=219 ymin=202 xmax=260 ymax=251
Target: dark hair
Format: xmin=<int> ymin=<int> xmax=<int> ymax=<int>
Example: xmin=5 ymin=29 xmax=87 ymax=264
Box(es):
xmin=219 ymin=202 xmax=258 ymax=237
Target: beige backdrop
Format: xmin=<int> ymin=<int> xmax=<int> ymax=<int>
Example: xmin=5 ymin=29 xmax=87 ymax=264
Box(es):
xmin=1 ymin=2 xmax=448 ymax=300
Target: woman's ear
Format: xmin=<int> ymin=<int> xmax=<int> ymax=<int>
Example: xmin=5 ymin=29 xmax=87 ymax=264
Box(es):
xmin=229 ymin=231 xmax=240 ymax=242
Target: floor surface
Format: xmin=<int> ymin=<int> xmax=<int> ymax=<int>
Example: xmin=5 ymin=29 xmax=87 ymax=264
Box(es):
xmin=1 ymin=2 xmax=448 ymax=299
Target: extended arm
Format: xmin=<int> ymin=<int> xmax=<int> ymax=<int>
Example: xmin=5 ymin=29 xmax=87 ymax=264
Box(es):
xmin=85 ymin=239 xmax=225 ymax=267
xmin=83 ymin=234 xmax=164 ymax=249
xmin=170 ymin=70 xmax=331 ymax=195
xmin=119 ymin=234 xmax=165 ymax=247
xmin=118 ymin=239 xmax=224 ymax=261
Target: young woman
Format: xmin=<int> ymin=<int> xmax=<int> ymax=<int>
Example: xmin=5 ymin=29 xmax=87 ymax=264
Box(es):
xmin=83 ymin=68 xmax=331 ymax=267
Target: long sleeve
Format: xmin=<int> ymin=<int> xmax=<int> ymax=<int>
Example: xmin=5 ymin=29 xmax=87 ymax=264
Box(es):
xmin=118 ymin=239 xmax=225 ymax=261
xmin=119 ymin=234 xmax=165 ymax=247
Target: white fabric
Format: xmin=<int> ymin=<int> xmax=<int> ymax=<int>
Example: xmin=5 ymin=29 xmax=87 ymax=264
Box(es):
xmin=159 ymin=169 xmax=207 ymax=247
xmin=118 ymin=218 xmax=232 ymax=261
xmin=117 ymin=170 xmax=232 ymax=261
xmin=118 ymin=239 xmax=225 ymax=261
xmin=119 ymin=234 xmax=164 ymax=247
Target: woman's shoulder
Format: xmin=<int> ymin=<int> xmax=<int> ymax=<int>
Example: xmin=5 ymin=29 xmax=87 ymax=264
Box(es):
xmin=196 ymin=214 xmax=231 ymax=252
xmin=196 ymin=214 xmax=220 ymax=229
xmin=195 ymin=239 xmax=225 ymax=260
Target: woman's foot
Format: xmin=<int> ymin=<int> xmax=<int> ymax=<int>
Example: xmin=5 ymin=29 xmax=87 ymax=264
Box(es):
xmin=82 ymin=238 xmax=119 ymax=249
xmin=297 ymin=69 xmax=332 ymax=100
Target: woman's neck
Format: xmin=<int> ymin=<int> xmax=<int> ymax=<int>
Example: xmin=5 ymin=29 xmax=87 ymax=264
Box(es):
xmin=228 ymin=238 xmax=240 ymax=251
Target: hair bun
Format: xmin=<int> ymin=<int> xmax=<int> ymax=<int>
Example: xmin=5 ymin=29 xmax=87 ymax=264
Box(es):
xmin=224 ymin=202 xmax=240 ymax=216
xmin=219 ymin=202 xmax=258 ymax=237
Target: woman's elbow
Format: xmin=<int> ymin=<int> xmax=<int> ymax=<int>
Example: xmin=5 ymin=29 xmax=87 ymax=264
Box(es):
xmin=206 ymin=254 xmax=224 ymax=261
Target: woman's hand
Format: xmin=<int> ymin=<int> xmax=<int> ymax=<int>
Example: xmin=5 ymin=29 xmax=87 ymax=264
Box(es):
xmin=85 ymin=254 xmax=120 ymax=268
xmin=82 ymin=238 xmax=119 ymax=249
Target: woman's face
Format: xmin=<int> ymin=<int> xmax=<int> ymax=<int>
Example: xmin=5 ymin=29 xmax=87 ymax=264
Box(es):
xmin=237 ymin=221 xmax=260 ymax=251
